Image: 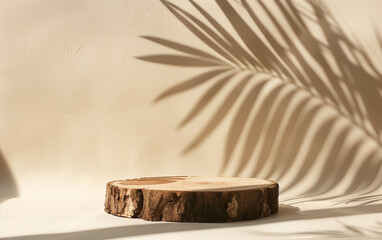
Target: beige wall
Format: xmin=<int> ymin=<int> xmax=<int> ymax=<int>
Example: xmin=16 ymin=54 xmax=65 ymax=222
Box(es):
xmin=1 ymin=0 xmax=382 ymax=199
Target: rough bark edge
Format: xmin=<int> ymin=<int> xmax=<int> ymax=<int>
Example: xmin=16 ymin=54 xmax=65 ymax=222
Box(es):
xmin=104 ymin=180 xmax=278 ymax=222
xmin=104 ymin=181 xmax=143 ymax=218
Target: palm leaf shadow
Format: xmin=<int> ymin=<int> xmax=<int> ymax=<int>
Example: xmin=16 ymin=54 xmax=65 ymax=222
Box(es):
xmin=137 ymin=0 xmax=382 ymax=202
xmin=257 ymin=220 xmax=382 ymax=238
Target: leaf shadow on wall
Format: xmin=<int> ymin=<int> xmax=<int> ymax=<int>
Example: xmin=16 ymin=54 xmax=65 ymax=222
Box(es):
xmin=0 ymin=149 xmax=18 ymax=203
xmin=138 ymin=0 xmax=382 ymax=204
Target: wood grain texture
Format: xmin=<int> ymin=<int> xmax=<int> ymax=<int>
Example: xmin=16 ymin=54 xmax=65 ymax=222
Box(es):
xmin=104 ymin=176 xmax=278 ymax=222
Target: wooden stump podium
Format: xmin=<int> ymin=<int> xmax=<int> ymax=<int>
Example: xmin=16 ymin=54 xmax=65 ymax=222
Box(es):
xmin=104 ymin=176 xmax=278 ymax=222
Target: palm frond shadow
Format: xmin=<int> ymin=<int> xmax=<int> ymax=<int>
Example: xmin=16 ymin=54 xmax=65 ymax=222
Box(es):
xmin=256 ymin=220 xmax=382 ymax=239
xmin=138 ymin=0 xmax=382 ymax=202
xmin=265 ymin=221 xmax=382 ymax=239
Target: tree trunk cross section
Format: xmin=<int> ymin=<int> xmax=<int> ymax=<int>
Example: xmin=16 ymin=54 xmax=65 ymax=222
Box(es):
xmin=105 ymin=176 xmax=278 ymax=222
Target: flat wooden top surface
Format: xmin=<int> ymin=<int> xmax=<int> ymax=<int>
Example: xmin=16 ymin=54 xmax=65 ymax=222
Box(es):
xmin=111 ymin=176 xmax=277 ymax=192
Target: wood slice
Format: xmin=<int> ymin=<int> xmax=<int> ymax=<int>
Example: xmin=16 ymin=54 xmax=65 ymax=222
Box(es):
xmin=104 ymin=176 xmax=278 ymax=222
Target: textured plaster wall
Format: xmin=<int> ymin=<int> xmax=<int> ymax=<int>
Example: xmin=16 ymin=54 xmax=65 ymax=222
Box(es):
xmin=1 ymin=0 xmax=382 ymax=200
